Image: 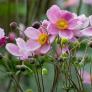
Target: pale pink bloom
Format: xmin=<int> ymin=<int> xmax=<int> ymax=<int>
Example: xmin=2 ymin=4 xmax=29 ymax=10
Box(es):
xmin=6 ymin=38 xmax=32 ymax=60
xmin=80 ymin=15 xmax=92 ymax=37
xmin=24 ymin=27 xmax=54 ymax=54
xmin=24 ymin=21 xmax=55 ymax=54
xmin=79 ymin=70 xmax=92 ymax=84
xmin=64 ymin=0 xmax=79 ymax=8
xmin=0 ymin=28 xmax=6 ymax=47
xmin=83 ymin=0 xmax=92 ymax=5
xmin=47 ymin=5 xmax=82 ymax=39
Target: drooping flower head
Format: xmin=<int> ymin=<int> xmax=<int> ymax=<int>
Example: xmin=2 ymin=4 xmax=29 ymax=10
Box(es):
xmin=47 ymin=5 xmax=82 ymax=39
xmin=6 ymin=38 xmax=32 ymax=60
xmin=0 ymin=28 xmax=6 ymax=47
xmin=24 ymin=20 xmax=55 ymax=54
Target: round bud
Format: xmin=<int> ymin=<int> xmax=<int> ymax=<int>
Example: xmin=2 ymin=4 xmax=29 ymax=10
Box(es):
xmin=9 ymin=32 xmax=16 ymax=42
xmin=10 ymin=22 xmax=17 ymax=30
xmin=42 ymin=68 xmax=48 ymax=75
xmin=61 ymin=37 xmax=68 ymax=44
xmin=32 ymin=21 xmax=41 ymax=29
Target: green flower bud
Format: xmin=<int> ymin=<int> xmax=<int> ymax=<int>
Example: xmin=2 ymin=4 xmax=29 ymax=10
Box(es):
xmin=25 ymin=89 xmax=32 ymax=92
xmin=72 ymin=41 xmax=80 ymax=48
xmin=61 ymin=37 xmax=68 ymax=44
xmin=60 ymin=53 xmax=68 ymax=59
xmin=42 ymin=68 xmax=48 ymax=75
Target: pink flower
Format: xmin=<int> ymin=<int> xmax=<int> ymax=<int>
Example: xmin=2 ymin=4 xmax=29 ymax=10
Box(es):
xmin=80 ymin=15 xmax=92 ymax=37
xmin=24 ymin=21 xmax=55 ymax=54
xmin=79 ymin=70 xmax=92 ymax=84
xmin=64 ymin=0 xmax=79 ymax=8
xmin=6 ymin=38 xmax=32 ymax=60
xmin=47 ymin=5 xmax=81 ymax=39
xmin=83 ymin=0 xmax=92 ymax=5
xmin=0 ymin=28 xmax=6 ymax=47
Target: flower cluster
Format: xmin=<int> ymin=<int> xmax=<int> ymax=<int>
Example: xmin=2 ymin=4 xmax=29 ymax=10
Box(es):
xmin=0 ymin=5 xmax=90 ymax=61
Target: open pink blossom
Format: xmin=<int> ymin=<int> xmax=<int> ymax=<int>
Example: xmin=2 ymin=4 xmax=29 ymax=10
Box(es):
xmin=79 ymin=70 xmax=92 ymax=84
xmin=80 ymin=15 xmax=92 ymax=37
xmin=6 ymin=38 xmax=32 ymax=60
xmin=24 ymin=21 xmax=55 ymax=54
xmin=0 ymin=28 xmax=6 ymax=47
xmin=47 ymin=5 xmax=82 ymax=39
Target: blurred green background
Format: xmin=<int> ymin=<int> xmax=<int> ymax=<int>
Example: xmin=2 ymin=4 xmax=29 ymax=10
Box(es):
xmin=0 ymin=0 xmax=92 ymax=92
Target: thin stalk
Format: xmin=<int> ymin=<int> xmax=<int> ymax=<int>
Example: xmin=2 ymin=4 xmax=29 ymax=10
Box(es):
xmin=77 ymin=0 xmax=82 ymax=15
xmin=40 ymin=66 xmax=45 ymax=92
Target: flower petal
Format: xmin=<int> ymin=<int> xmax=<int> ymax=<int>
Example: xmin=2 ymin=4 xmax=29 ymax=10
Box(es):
xmin=46 ymin=5 xmax=61 ymax=23
xmin=59 ymin=30 xmax=73 ymax=39
xmin=40 ymin=44 xmax=51 ymax=54
xmin=49 ymin=35 xmax=56 ymax=43
xmin=69 ymin=19 xmax=82 ymax=30
xmin=89 ymin=15 xmax=92 ymax=26
xmin=6 ymin=43 xmax=21 ymax=56
xmin=81 ymin=27 xmax=92 ymax=36
xmin=47 ymin=23 xmax=58 ymax=35
xmin=61 ymin=11 xmax=74 ymax=21
xmin=78 ymin=14 xmax=89 ymax=29
xmin=0 ymin=28 xmax=5 ymax=39
xmin=27 ymin=39 xmax=41 ymax=51
xmin=24 ymin=27 xmax=40 ymax=39
xmin=16 ymin=38 xmax=27 ymax=50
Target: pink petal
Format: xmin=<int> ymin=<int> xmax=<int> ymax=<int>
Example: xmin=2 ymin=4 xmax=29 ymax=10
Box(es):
xmin=24 ymin=27 xmax=40 ymax=40
xmin=59 ymin=30 xmax=73 ymax=39
xmin=40 ymin=44 xmax=51 ymax=54
xmin=16 ymin=38 xmax=27 ymax=50
xmin=6 ymin=43 xmax=21 ymax=56
xmin=27 ymin=39 xmax=41 ymax=51
xmin=0 ymin=28 xmax=5 ymax=39
xmin=89 ymin=15 xmax=92 ymax=26
xmin=61 ymin=11 xmax=74 ymax=21
xmin=78 ymin=14 xmax=89 ymax=28
xmin=46 ymin=5 xmax=61 ymax=23
xmin=73 ymin=30 xmax=83 ymax=37
xmin=69 ymin=19 xmax=82 ymax=30
xmin=47 ymin=23 xmax=58 ymax=35
xmin=81 ymin=27 xmax=92 ymax=36
xmin=49 ymin=35 xmax=56 ymax=43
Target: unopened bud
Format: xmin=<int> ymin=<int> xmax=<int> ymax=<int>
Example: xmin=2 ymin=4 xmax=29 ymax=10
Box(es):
xmin=10 ymin=22 xmax=17 ymax=30
xmin=32 ymin=21 xmax=41 ymax=29
xmin=61 ymin=37 xmax=68 ymax=44
xmin=9 ymin=32 xmax=16 ymax=42
xmin=42 ymin=68 xmax=48 ymax=75
xmin=88 ymin=41 xmax=92 ymax=48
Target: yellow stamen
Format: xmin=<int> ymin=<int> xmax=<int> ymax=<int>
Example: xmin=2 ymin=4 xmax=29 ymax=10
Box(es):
xmin=56 ymin=19 xmax=68 ymax=30
xmin=38 ymin=34 xmax=48 ymax=45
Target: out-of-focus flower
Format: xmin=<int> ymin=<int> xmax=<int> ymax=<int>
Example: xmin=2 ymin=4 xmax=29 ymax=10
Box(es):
xmin=64 ymin=0 xmax=79 ymax=8
xmin=6 ymin=38 xmax=32 ymax=60
xmin=8 ymin=32 xmax=16 ymax=42
xmin=79 ymin=70 xmax=92 ymax=84
xmin=83 ymin=0 xmax=92 ymax=5
xmin=24 ymin=20 xmax=55 ymax=54
xmin=0 ymin=28 xmax=6 ymax=47
xmin=47 ymin=5 xmax=82 ymax=39
xmin=80 ymin=15 xmax=92 ymax=37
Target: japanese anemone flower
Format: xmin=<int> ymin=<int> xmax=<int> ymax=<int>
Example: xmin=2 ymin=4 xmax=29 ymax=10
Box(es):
xmin=6 ymin=38 xmax=32 ymax=60
xmin=24 ymin=20 xmax=55 ymax=54
xmin=0 ymin=28 xmax=6 ymax=47
xmin=46 ymin=5 xmax=82 ymax=39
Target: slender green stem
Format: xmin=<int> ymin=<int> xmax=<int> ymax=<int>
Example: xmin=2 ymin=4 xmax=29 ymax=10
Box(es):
xmin=77 ymin=0 xmax=82 ymax=15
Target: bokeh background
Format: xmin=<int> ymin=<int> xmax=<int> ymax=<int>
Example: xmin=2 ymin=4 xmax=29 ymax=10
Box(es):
xmin=0 ymin=0 xmax=92 ymax=92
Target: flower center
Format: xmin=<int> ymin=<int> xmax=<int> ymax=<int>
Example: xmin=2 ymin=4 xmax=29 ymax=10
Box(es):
xmin=56 ymin=19 xmax=68 ymax=30
xmin=38 ymin=34 xmax=48 ymax=45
